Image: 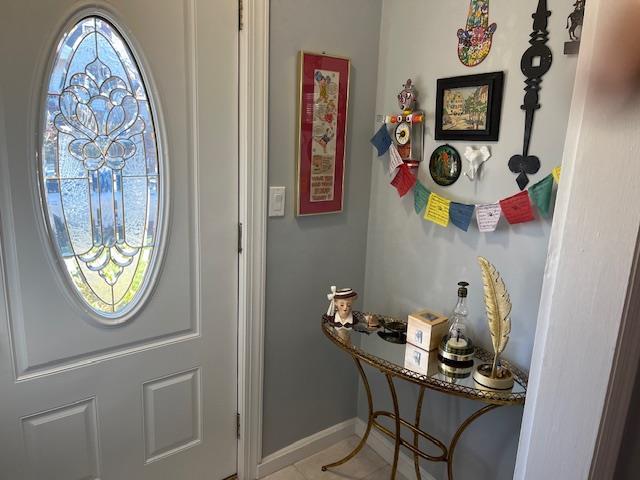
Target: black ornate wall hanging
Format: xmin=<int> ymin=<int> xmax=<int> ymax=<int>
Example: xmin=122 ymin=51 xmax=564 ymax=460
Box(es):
xmin=509 ymin=0 xmax=553 ymax=191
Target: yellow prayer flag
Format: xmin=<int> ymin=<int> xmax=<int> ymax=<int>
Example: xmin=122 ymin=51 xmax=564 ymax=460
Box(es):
xmin=424 ymin=192 xmax=451 ymax=227
xmin=552 ymin=166 xmax=561 ymax=183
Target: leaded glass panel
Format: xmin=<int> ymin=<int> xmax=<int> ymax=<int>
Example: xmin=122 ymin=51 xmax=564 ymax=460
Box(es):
xmin=40 ymin=15 xmax=162 ymax=319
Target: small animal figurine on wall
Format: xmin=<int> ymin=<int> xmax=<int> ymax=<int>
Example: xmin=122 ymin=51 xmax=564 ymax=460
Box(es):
xmin=509 ymin=0 xmax=553 ymax=190
xmin=463 ymin=146 xmax=491 ymax=181
xmin=457 ymin=0 xmax=497 ymax=67
xmin=565 ymin=0 xmax=585 ymax=54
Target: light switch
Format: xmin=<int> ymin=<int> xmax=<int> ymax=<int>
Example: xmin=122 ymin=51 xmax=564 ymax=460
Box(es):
xmin=268 ymin=186 xmax=286 ymax=217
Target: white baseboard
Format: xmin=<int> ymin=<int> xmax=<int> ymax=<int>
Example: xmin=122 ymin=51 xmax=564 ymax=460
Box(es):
xmin=354 ymin=418 xmax=437 ymax=480
xmin=257 ymin=418 xmax=357 ymax=478
xmin=256 ymin=416 xmax=438 ymax=480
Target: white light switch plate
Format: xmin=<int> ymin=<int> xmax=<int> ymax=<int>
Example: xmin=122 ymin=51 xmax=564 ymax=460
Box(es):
xmin=268 ymin=186 xmax=286 ymax=217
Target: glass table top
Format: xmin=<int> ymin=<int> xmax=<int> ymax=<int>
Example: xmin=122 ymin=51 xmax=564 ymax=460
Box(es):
xmin=322 ymin=315 xmax=527 ymax=405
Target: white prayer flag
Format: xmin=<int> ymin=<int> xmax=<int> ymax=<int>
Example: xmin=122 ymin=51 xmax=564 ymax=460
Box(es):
xmin=476 ymin=203 xmax=502 ymax=232
xmin=389 ymin=144 xmax=404 ymax=176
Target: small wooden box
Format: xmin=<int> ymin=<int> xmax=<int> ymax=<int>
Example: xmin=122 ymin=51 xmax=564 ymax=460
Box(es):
xmin=404 ymin=343 xmax=439 ymax=376
xmin=407 ymin=309 xmax=448 ymax=352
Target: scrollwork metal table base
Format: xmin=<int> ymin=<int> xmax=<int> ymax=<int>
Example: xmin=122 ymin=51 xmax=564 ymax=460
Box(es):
xmin=321 ymin=318 xmax=527 ymax=480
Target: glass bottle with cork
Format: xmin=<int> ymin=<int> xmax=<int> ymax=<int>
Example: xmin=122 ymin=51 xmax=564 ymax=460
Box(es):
xmin=438 ymin=281 xmax=476 ymax=379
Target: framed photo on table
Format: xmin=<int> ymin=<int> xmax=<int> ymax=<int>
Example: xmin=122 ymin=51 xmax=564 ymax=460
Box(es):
xmin=296 ymin=51 xmax=350 ymax=216
xmin=435 ymin=72 xmax=504 ymax=141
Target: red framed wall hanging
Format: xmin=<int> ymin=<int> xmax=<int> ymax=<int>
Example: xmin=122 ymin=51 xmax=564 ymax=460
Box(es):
xmin=296 ymin=51 xmax=350 ymax=216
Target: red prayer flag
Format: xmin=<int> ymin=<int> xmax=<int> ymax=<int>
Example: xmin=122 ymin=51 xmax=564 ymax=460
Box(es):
xmin=499 ymin=191 xmax=535 ymax=224
xmin=390 ymin=164 xmax=416 ymax=197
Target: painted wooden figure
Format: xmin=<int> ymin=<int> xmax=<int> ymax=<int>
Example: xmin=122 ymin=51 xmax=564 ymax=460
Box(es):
xmin=326 ymin=287 xmax=358 ymax=328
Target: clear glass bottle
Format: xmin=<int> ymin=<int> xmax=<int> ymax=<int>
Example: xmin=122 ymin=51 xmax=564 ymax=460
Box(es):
xmin=447 ymin=281 xmax=470 ymax=349
xmin=438 ymin=282 xmax=475 ymax=380
xmin=438 ymin=281 xmax=475 ymax=380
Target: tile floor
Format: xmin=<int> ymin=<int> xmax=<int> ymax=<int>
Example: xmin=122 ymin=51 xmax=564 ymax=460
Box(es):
xmin=263 ymin=436 xmax=408 ymax=480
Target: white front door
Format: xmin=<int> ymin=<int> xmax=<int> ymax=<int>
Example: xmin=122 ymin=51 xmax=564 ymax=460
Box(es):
xmin=0 ymin=1 xmax=239 ymax=479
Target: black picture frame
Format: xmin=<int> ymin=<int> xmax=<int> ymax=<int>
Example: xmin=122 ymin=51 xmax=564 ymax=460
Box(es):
xmin=435 ymin=72 xmax=504 ymax=142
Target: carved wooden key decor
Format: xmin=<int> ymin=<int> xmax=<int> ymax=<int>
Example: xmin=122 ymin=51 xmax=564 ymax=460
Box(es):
xmin=509 ymin=0 xmax=553 ymax=190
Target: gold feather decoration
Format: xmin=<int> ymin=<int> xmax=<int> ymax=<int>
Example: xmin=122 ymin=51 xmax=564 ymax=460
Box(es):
xmin=477 ymin=257 xmax=512 ymax=378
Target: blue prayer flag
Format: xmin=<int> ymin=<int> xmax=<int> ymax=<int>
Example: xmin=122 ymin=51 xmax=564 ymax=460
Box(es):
xmin=449 ymin=202 xmax=475 ymax=232
xmin=370 ymin=124 xmax=392 ymax=156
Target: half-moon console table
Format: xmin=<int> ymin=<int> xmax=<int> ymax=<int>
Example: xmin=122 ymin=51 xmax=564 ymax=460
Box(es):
xmin=321 ymin=315 xmax=528 ymax=480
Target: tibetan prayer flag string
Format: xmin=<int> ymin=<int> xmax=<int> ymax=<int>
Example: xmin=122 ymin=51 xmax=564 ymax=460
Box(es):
xmin=371 ymin=118 xmax=561 ymax=232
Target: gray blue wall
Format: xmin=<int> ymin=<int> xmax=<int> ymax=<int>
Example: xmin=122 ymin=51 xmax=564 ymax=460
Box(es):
xmin=265 ymin=0 xmax=577 ymax=476
xmin=359 ymin=1 xmax=577 ymax=479
xmin=263 ymin=0 xmax=383 ymax=457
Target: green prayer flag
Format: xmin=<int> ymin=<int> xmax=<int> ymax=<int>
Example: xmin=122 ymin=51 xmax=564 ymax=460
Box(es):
xmin=529 ymin=174 xmax=554 ymax=216
xmin=414 ymin=181 xmax=430 ymax=215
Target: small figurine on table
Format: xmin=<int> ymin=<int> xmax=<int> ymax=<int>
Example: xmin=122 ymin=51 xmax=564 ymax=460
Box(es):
xmin=326 ymin=286 xmax=359 ymax=328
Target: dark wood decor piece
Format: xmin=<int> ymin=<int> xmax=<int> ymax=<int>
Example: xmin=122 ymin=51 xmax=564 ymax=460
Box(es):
xmin=509 ymin=0 xmax=553 ymax=191
xmin=565 ymin=0 xmax=585 ymax=54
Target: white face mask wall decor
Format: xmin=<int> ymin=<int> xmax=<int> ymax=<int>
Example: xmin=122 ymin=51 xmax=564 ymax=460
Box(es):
xmin=463 ymin=146 xmax=491 ymax=181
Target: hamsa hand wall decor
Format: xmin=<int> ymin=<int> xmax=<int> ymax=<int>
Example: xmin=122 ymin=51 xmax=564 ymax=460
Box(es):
xmin=457 ymin=0 xmax=497 ymax=67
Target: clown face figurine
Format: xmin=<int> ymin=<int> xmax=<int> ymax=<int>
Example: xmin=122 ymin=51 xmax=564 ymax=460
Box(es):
xmin=397 ymin=79 xmax=417 ymax=112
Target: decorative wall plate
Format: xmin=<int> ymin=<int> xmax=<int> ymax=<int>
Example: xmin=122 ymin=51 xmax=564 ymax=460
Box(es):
xmin=429 ymin=145 xmax=462 ymax=187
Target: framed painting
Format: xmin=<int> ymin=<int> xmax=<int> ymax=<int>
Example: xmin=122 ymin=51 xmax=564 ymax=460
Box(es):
xmin=296 ymin=51 xmax=350 ymax=216
xmin=429 ymin=145 xmax=462 ymax=186
xmin=435 ymin=72 xmax=504 ymax=141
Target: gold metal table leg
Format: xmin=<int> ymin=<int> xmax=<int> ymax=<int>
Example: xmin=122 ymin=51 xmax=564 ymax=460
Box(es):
xmin=447 ymin=404 xmax=500 ymax=480
xmin=321 ymin=357 xmax=374 ymax=472
xmin=385 ymin=373 xmax=401 ymax=480
xmin=414 ymin=386 xmax=426 ymax=480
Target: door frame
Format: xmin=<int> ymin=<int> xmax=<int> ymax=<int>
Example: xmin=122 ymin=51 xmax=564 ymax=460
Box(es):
xmin=513 ymin=0 xmax=640 ymax=477
xmin=238 ymin=0 xmax=269 ymax=478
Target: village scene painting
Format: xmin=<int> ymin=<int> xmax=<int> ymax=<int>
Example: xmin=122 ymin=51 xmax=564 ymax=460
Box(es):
xmin=442 ymin=84 xmax=489 ymax=131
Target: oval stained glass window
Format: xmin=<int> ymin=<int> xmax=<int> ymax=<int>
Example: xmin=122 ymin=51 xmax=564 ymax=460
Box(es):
xmin=40 ymin=16 xmax=163 ymax=320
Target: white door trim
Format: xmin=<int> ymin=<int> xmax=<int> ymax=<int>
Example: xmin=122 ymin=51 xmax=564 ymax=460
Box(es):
xmin=514 ymin=0 xmax=640 ymax=477
xmin=238 ymin=0 xmax=269 ymax=478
